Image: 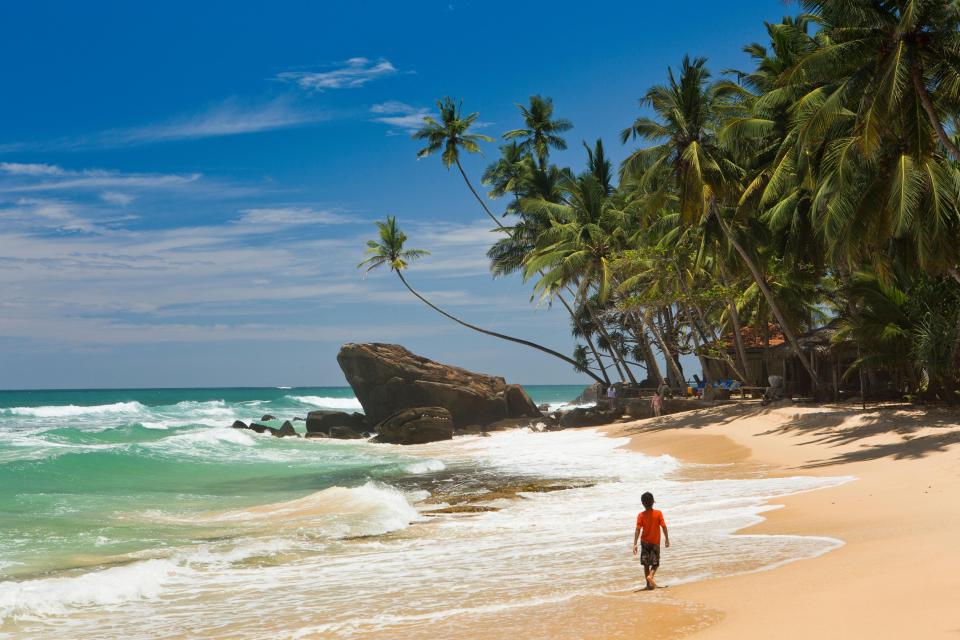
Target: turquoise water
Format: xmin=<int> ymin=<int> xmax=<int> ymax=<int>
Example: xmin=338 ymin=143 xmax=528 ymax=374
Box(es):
xmin=0 ymin=385 xmax=585 ymax=579
xmin=0 ymin=384 xmax=852 ymax=639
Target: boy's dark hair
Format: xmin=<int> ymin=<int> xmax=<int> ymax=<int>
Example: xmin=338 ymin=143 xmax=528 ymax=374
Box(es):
xmin=641 ymin=491 xmax=655 ymax=508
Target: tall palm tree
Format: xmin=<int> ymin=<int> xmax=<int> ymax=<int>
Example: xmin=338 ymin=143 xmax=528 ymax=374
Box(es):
xmin=359 ymin=216 xmax=606 ymax=385
xmin=793 ymin=0 xmax=960 ymax=161
xmin=482 ymin=141 xmax=533 ymax=211
xmin=413 ymin=97 xmax=500 ymax=227
xmin=504 ymin=95 xmax=573 ymax=170
xmin=621 ymin=55 xmax=821 ymax=385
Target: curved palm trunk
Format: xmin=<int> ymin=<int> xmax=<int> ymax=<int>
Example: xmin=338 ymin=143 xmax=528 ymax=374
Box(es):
xmin=637 ymin=323 xmax=665 ymax=386
xmin=671 ymin=260 xmax=748 ymax=382
xmin=396 ymin=271 xmax=605 ymax=385
xmin=455 ymin=158 xmax=506 ymax=229
xmin=712 ymin=209 xmax=818 ymax=386
xmin=913 ymin=66 xmax=960 ymax=161
xmin=717 ymin=259 xmax=752 ymax=383
xmin=642 ymin=311 xmax=685 ymax=389
xmin=555 ymin=292 xmax=611 ymax=385
xmin=589 ymin=306 xmax=638 ymax=384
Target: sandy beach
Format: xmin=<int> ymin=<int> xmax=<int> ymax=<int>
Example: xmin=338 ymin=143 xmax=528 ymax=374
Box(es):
xmin=588 ymin=402 xmax=960 ymax=639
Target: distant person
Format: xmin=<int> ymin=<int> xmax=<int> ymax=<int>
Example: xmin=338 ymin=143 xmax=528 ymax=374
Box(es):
xmin=632 ymin=491 xmax=669 ymax=590
xmin=606 ymin=384 xmax=616 ymax=408
xmin=650 ymin=390 xmax=663 ymax=418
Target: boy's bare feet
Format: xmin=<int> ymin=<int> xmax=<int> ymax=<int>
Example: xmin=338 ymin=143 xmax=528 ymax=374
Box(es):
xmin=647 ymin=575 xmax=658 ymax=589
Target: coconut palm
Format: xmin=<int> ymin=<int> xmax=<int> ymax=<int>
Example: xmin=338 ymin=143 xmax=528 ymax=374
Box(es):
xmin=621 ymin=55 xmax=821 ymax=385
xmin=504 ymin=95 xmax=573 ymax=170
xmin=359 ymin=216 xmax=606 ymax=384
xmin=413 ymin=97 xmax=500 ymax=227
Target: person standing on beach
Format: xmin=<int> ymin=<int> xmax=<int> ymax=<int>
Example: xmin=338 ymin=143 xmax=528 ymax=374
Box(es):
xmin=606 ymin=384 xmax=616 ymax=409
xmin=650 ymin=391 xmax=663 ymax=418
xmin=632 ymin=491 xmax=669 ymax=590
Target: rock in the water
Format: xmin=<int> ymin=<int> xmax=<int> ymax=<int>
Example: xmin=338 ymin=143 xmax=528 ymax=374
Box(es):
xmin=273 ymin=421 xmax=298 ymax=437
xmin=231 ymin=420 xmax=248 ymax=430
xmin=329 ymin=425 xmax=363 ymax=440
xmin=504 ymin=384 xmax=540 ymax=418
xmin=558 ymin=407 xmax=622 ymax=429
xmin=305 ymin=432 xmax=329 ymax=439
xmin=248 ymin=422 xmax=271 ymax=434
xmin=537 ymin=403 xmax=551 ymax=412
xmin=484 ymin=417 xmax=541 ymax=432
xmin=375 ymin=407 xmax=454 ymax=445
xmin=260 ymin=414 xmax=276 ymax=422
xmin=305 ymin=410 xmax=368 ymax=434
xmin=337 ymin=343 xmax=540 ymax=428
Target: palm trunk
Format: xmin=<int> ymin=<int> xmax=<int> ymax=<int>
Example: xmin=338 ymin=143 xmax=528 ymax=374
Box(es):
xmin=912 ymin=66 xmax=960 ymax=161
xmin=643 ymin=311 xmax=685 ymax=389
xmin=671 ymin=260 xmax=747 ymax=382
xmin=718 ymin=259 xmax=752 ymax=383
xmin=455 ymin=158 xmax=506 ymax=229
xmin=396 ymin=271 xmax=606 ymax=385
xmin=639 ymin=325 xmax=665 ymax=386
xmin=585 ymin=303 xmax=638 ymax=384
xmin=556 ymin=292 xmax=611 ymax=385
xmin=713 ymin=208 xmax=818 ymax=386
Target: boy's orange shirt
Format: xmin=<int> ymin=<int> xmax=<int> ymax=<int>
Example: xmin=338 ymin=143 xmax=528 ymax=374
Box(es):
xmin=636 ymin=508 xmax=666 ymax=545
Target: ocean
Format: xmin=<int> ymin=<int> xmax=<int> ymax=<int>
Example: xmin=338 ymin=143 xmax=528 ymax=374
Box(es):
xmin=0 ymin=386 xmax=849 ymax=639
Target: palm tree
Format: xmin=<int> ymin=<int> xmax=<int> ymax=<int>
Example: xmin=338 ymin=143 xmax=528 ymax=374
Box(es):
xmin=413 ymin=97 xmax=500 ymax=227
xmin=359 ymin=216 xmax=606 ymax=385
xmin=482 ymin=141 xmax=533 ymax=211
xmin=621 ymin=55 xmax=821 ymax=385
xmin=792 ymin=0 xmax=960 ymax=161
xmin=504 ymin=95 xmax=573 ymax=170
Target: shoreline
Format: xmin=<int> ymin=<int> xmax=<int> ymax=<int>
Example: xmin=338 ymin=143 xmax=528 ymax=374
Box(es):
xmin=589 ymin=402 xmax=960 ymax=638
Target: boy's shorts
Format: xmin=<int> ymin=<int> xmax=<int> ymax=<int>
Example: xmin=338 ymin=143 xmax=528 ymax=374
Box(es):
xmin=640 ymin=542 xmax=660 ymax=567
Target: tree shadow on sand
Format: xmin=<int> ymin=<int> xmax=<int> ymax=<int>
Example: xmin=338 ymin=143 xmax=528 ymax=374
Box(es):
xmin=617 ymin=401 xmax=960 ymax=469
xmin=757 ymin=404 xmax=960 ymax=468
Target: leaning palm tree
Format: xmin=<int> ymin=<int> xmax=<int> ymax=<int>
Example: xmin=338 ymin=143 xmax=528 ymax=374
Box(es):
xmin=413 ymin=97 xmax=500 ymax=227
xmin=504 ymin=95 xmax=573 ymax=170
xmin=621 ymin=55 xmax=820 ymax=385
xmin=359 ymin=216 xmax=606 ymax=385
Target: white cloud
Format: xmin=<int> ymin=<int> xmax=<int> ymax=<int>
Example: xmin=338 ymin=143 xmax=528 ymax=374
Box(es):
xmin=0 ymin=162 xmax=65 ymax=176
xmin=278 ymin=58 xmax=397 ymax=91
xmin=0 ymin=166 xmax=201 ymax=194
xmin=94 ymin=97 xmax=324 ymax=146
xmin=369 ymin=101 xmax=433 ymax=133
xmin=100 ymin=191 xmax=135 ymax=206
xmin=236 ymin=207 xmax=353 ymax=226
xmin=2 ymin=98 xmax=324 ymax=151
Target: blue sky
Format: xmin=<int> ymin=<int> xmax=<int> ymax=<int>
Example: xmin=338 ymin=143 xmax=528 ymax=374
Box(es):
xmin=0 ymin=1 xmax=796 ymax=389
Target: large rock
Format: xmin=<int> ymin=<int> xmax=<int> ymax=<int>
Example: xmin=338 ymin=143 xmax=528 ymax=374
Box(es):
xmin=330 ymin=425 xmax=364 ymax=440
xmin=337 ymin=343 xmax=541 ymax=428
xmin=559 ymin=407 xmax=623 ymax=429
xmin=305 ymin=410 xmax=368 ymax=434
xmin=505 ymin=384 xmax=541 ymax=418
xmin=273 ymin=420 xmax=299 ymax=437
xmin=375 ymin=407 xmax=454 ymax=445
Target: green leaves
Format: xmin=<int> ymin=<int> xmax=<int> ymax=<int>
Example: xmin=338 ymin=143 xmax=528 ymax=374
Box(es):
xmin=358 ymin=216 xmax=430 ymax=274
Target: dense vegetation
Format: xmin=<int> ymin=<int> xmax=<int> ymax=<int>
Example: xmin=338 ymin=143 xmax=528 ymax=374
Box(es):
xmin=363 ymin=1 xmax=960 ymax=401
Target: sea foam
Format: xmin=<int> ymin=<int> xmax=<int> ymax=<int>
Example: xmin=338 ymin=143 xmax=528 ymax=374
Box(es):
xmin=286 ymin=395 xmax=363 ymax=411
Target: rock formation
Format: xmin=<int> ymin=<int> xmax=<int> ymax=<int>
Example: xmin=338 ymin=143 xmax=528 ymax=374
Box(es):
xmin=374 ymin=407 xmax=454 ymax=444
xmin=336 ymin=343 xmax=541 ymax=428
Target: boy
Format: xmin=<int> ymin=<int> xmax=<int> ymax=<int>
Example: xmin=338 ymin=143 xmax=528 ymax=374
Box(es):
xmin=632 ymin=491 xmax=669 ymax=590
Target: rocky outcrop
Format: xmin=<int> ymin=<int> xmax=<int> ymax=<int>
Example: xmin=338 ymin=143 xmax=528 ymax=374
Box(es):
xmin=558 ymin=406 xmax=623 ymax=429
xmin=336 ymin=343 xmax=540 ymax=428
xmin=232 ymin=419 xmax=299 ymax=437
xmin=305 ymin=410 xmax=368 ymax=435
xmin=260 ymin=414 xmax=276 ymax=422
xmin=505 ymin=384 xmax=541 ymax=418
xmin=374 ymin=407 xmax=454 ymax=445
xmin=329 ymin=425 xmax=364 ymax=440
